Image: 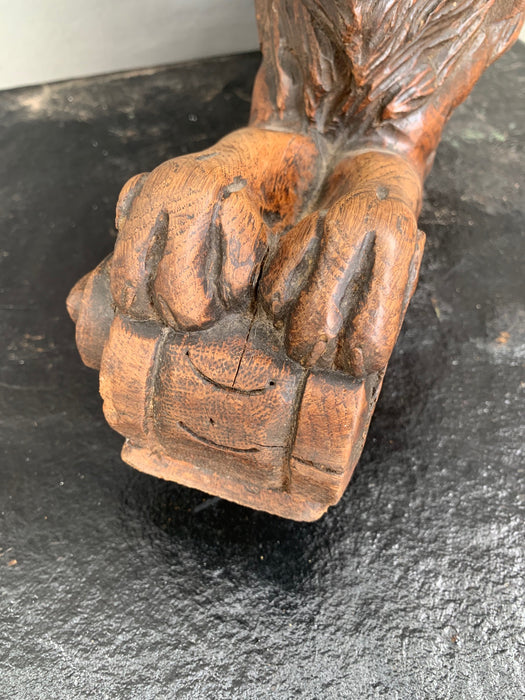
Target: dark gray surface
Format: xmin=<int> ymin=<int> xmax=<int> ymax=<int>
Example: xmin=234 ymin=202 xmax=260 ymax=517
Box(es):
xmin=0 ymin=48 xmax=524 ymax=699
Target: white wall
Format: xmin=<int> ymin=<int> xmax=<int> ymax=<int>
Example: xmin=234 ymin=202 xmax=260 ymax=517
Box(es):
xmin=1 ymin=2 xmax=523 ymax=91
xmin=0 ymin=0 xmax=260 ymax=90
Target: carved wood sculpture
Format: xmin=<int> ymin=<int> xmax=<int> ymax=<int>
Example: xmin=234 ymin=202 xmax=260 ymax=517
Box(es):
xmin=67 ymin=1 xmax=524 ymax=521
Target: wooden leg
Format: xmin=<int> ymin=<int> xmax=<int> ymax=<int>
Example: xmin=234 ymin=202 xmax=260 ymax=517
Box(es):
xmin=67 ymin=1 xmax=524 ymax=520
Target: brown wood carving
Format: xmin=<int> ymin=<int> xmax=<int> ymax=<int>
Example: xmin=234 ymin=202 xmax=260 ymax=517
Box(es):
xmin=67 ymin=0 xmax=524 ymax=521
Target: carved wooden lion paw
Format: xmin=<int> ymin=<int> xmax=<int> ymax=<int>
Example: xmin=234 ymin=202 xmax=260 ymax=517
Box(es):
xmin=67 ymin=127 xmax=425 ymax=520
xmin=67 ymin=0 xmax=523 ymax=520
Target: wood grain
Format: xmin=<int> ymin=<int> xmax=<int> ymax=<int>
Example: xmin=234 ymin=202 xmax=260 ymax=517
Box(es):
xmin=67 ymin=1 xmax=524 ymax=520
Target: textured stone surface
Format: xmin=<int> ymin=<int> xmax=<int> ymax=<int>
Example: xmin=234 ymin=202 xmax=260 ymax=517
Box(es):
xmin=1 ymin=48 xmax=524 ymax=699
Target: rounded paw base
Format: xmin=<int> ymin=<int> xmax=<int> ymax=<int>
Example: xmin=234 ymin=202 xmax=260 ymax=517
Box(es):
xmin=101 ymin=312 xmax=382 ymax=522
xmin=68 ymin=262 xmax=382 ymax=520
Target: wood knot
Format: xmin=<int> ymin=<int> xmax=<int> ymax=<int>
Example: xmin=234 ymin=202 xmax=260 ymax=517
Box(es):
xmin=376 ymin=185 xmax=389 ymax=200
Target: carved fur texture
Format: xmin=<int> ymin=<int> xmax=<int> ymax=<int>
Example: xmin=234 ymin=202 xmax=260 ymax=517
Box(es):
xmin=252 ymin=0 xmax=524 ymax=173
